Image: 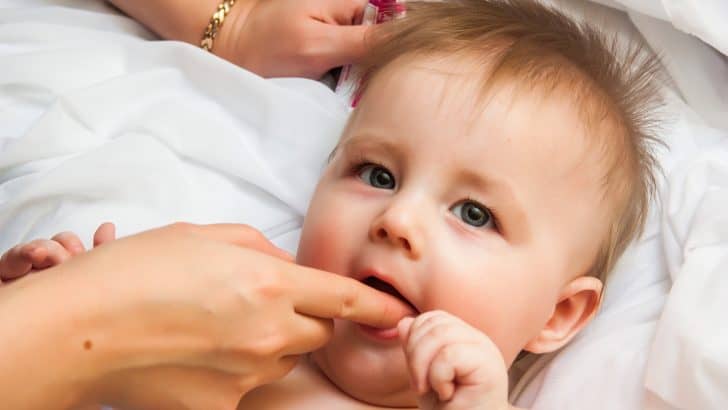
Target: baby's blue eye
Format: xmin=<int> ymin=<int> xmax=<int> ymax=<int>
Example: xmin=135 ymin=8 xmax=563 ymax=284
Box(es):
xmin=358 ymin=165 xmax=395 ymax=189
xmin=451 ymin=200 xmax=493 ymax=228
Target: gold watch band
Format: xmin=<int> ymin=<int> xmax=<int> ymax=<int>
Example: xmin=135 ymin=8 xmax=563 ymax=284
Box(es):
xmin=200 ymin=0 xmax=237 ymax=52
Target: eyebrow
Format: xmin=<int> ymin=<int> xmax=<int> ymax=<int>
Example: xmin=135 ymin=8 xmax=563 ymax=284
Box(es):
xmin=330 ymin=134 xmax=403 ymax=162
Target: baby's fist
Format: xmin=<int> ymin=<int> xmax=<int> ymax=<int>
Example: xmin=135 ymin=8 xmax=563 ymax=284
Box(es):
xmin=398 ymin=310 xmax=511 ymax=410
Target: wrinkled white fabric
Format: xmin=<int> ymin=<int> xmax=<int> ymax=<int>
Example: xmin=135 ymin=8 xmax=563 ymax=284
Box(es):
xmin=1 ymin=2 xmax=727 ymax=410
xmin=590 ymin=0 xmax=728 ymax=56
xmin=0 ymin=0 xmax=345 ymax=253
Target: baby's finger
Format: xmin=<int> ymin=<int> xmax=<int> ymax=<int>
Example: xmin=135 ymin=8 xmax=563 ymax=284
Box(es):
xmin=406 ymin=311 xmax=452 ymax=353
xmin=397 ymin=316 xmax=415 ymax=343
xmin=428 ymin=345 xmax=459 ymax=402
xmin=51 ymin=232 xmax=86 ymax=255
xmin=0 ymin=245 xmax=33 ymax=281
xmin=23 ymin=239 xmax=71 ymax=269
xmin=405 ymin=324 xmax=449 ymax=394
xmin=94 ymin=222 xmax=116 ymax=247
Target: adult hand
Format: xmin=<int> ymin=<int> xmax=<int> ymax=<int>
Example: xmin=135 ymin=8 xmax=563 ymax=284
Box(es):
xmin=109 ymin=0 xmax=370 ymax=79
xmin=0 ymin=223 xmax=412 ymax=409
xmin=218 ymin=0 xmax=370 ymax=78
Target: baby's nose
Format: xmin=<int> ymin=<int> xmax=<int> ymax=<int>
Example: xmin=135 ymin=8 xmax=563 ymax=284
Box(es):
xmin=374 ymin=227 xmax=413 ymax=253
xmin=369 ymin=210 xmax=421 ymax=260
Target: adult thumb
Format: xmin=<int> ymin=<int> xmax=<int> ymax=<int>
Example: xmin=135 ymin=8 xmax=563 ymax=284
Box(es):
xmin=322 ymin=24 xmax=372 ymax=69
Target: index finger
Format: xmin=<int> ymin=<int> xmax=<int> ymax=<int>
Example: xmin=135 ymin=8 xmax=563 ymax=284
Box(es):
xmin=168 ymin=223 xmax=294 ymax=262
xmin=285 ymin=262 xmax=415 ymax=328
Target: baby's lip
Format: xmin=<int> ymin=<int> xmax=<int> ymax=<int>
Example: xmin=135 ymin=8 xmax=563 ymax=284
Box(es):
xmin=358 ymin=268 xmax=419 ymax=319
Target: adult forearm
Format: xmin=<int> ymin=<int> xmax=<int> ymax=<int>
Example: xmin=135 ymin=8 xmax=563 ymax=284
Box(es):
xmin=0 ymin=273 xmax=103 ymax=409
xmin=107 ymin=0 xmax=252 ymax=47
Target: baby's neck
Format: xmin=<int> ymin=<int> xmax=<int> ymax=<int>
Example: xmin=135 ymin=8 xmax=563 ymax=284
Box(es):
xmin=238 ymin=355 xmax=415 ymax=410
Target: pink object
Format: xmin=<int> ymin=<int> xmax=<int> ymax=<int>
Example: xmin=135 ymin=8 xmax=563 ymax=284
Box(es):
xmin=334 ymin=0 xmax=406 ymax=107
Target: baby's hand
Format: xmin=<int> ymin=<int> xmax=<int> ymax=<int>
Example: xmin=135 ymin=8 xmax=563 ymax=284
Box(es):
xmin=0 ymin=222 xmax=116 ymax=283
xmin=398 ymin=310 xmax=512 ymax=410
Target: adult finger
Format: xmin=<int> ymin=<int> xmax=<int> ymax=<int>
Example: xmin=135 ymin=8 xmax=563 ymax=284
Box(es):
xmin=320 ymin=0 xmax=367 ymax=25
xmin=93 ymin=222 xmax=116 ymax=247
xmin=52 ymin=232 xmax=87 ymax=255
xmin=177 ymin=223 xmax=294 ymax=262
xmin=285 ymin=262 xmax=415 ymax=328
xmin=320 ymin=25 xmax=371 ymax=69
xmin=279 ymin=314 xmax=334 ymax=356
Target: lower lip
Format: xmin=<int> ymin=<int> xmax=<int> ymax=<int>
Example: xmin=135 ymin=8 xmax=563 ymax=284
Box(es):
xmin=357 ymin=324 xmax=400 ymax=341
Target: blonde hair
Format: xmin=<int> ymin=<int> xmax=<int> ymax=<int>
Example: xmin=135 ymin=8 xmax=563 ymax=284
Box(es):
xmin=355 ymin=0 xmax=663 ymax=282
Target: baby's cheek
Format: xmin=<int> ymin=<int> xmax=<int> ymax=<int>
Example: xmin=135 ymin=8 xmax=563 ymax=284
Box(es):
xmin=296 ymin=215 xmax=352 ymax=275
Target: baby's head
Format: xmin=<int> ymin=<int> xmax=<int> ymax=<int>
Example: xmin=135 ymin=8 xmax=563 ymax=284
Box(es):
xmin=297 ymin=0 xmax=661 ymax=406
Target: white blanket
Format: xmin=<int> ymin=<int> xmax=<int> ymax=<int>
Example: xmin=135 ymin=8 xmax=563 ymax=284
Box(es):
xmin=0 ymin=0 xmax=346 ymax=253
xmin=1 ymin=1 xmax=727 ymax=410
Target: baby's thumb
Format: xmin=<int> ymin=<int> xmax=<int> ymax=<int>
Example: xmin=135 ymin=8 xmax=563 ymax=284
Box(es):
xmin=397 ymin=316 xmax=415 ymax=344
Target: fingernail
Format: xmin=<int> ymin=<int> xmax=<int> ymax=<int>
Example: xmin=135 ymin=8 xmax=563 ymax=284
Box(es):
xmin=398 ymin=316 xmax=414 ymax=328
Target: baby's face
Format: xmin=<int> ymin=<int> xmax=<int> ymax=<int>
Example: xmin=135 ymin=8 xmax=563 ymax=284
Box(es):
xmin=297 ymin=56 xmax=609 ymax=406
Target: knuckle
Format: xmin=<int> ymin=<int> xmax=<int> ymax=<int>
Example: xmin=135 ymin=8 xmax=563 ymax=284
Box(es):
xmin=251 ymin=270 xmax=285 ymax=300
xmin=243 ymin=322 xmax=287 ymax=358
xmin=336 ymin=286 xmax=359 ymax=319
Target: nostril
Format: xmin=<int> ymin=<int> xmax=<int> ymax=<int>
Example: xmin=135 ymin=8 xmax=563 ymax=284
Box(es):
xmin=377 ymin=228 xmax=387 ymax=239
xmin=400 ymin=238 xmax=411 ymax=251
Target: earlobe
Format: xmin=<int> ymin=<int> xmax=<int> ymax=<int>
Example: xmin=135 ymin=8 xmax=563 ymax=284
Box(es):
xmin=524 ymin=276 xmax=603 ymax=354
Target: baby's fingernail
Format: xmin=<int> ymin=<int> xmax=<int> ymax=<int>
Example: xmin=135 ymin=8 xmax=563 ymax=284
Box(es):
xmin=398 ymin=316 xmax=414 ymax=329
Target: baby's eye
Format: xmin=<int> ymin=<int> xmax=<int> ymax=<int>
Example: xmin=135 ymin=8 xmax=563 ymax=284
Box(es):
xmin=451 ymin=200 xmax=494 ymax=228
xmin=358 ymin=164 xmax=395 ymax=189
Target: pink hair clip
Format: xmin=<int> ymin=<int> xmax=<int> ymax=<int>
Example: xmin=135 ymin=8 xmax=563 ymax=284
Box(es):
xmin=335 ymin=0 xmax=406 ymax=107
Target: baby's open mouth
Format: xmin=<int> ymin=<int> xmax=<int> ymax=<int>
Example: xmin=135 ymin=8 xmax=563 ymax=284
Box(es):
xmin=362 ymin=276 xmax=419 ymax=314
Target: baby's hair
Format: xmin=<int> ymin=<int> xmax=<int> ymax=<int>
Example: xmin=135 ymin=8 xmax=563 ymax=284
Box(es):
xmin=355 ymin=0 xmax=664 ymax=282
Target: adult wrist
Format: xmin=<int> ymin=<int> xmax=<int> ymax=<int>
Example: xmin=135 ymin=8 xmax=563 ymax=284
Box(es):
xmin=212 ymin=0 xmax=257 ymax=67
xmin=0 ymin=271 xmax=109 ymax=408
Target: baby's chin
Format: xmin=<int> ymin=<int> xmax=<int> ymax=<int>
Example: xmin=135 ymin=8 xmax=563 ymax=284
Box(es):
xmin=311 ymin=320 xmax=417 ymax=407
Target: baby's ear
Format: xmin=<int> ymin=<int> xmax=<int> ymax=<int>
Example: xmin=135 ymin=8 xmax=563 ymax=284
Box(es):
xmin=523 ymin=276 xmax=602 ymax=354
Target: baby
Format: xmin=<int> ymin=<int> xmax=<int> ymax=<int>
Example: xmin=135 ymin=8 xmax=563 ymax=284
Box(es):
xmin=0 ymin=0 xmax=662 ymax=408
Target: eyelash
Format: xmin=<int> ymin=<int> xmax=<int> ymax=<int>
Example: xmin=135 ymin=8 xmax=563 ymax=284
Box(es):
xmin=347 ymin=152 xmax=385 ymax=178
xmin=346 ymin=155 xmax=502 ymax=232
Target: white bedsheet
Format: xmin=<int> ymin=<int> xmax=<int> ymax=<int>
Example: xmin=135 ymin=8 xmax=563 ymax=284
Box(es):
xmin=0 ymin=0 xmax=346 ymax=254
xmin=1 ymin=1 xmax=727 ymax=410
